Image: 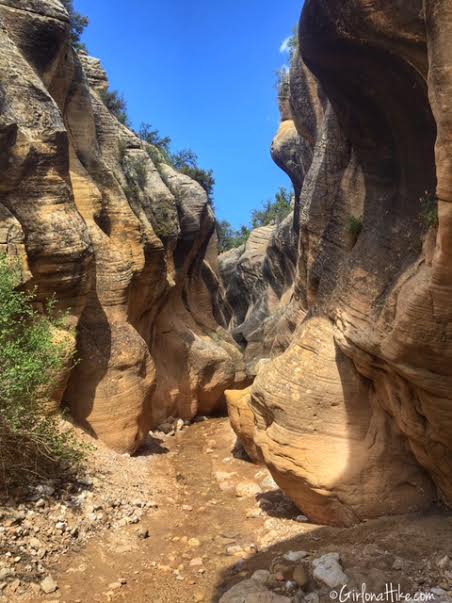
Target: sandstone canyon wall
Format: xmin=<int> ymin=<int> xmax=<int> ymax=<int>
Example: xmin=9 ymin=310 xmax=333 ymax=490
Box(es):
xmin=226 ymin=0 xmax=452 ymax=526
xmin=0 ymin=0 xmax=245 ymax=454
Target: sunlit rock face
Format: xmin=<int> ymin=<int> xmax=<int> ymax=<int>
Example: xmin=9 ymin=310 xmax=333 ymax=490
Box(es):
xmin=0 ymin=0 xmax=246 ymax=453
xmin=228 ymin=0 xmax=452 ymax=525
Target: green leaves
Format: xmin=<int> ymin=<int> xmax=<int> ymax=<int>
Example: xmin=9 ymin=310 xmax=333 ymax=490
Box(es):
xmin=99 ymin=88 xmax=130 ymax=127
xmin=60 ymin=0 xmax=89 ymax=51
xmin=217 ymin=222 xmax=251 ymax=253
xmin=138 ymin=124 xmax=216 ymax=203
xmin=216 ymin=187 xmax=293 ymax=253
xmin=0 ymin=255 xmax=83 ymax=489
xmin=251 ymin=187 xmax=293 ymax=229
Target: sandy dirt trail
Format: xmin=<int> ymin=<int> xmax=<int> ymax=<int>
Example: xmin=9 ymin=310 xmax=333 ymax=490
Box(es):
xmin=23 ymin=418 xmax=452 ymax=603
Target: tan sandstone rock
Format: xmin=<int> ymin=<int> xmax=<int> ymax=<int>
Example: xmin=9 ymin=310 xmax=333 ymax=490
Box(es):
xmin=223 ymin=0 xmax=452 ymax=524
xmin=0 ymin=0 xmax=246 ymax=453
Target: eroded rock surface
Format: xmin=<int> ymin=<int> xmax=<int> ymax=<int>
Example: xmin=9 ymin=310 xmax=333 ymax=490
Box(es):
xmin=219 ymin=218 xmax=298 ymax=377
xmin=0 ymin=0 xmax=245 ymax=453
xmin=227 ymin=0 xmax=452 ymax=524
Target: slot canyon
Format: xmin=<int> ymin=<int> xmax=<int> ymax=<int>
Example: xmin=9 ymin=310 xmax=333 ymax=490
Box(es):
xmin=0 ymin=1 xmax=451 ymax=602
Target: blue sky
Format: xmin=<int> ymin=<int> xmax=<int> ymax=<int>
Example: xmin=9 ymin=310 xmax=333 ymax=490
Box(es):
xmin=75 ymin=0 xmax=302 ymax=228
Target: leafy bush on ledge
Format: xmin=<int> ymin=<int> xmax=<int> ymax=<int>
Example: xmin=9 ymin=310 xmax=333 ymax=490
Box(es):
xmin=61 ymin=0 xmax=89 ymax=52
xmin=138 ymin=123 xmax=216 ymax=203
xmin=99 ymin=88 xmax=130 ymax=127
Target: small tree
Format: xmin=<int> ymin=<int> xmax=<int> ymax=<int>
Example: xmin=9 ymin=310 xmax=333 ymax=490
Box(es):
xmin=171 ymin=149 xmax=215 ymax=203
xmin=137 ymin=125 xmax=216 ymax=203
xmin=287 ymin=26 xmax=298 ymax=61
xmin=251 ymin=187 xmax=293 ymax=228
xmin=61 ymin=0 xmax=89 ymax=51
xmin=0 ymin=255 xmax=84 ymax=490
xmin=172 ymin=149 xmax=198 ymax=171
xmin=138 ymin=123 xmax=172 ymax=159
xmin=99 ymin=88 xmax=130 ymax=126
xmin=217 ymin=221 xmax=250 ymax=252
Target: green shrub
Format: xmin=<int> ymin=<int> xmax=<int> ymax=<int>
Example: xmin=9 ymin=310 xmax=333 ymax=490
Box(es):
xmin=60 ymin=0 xmax=89 ymax=51
xmin=0 ymin=255 xmax=84 ymax=491
xmin=217 ymin=221 xmax=250 ymax=252
xmin=420 ymin=191 xmax=439 ymax=229
xmin=146 ymin=145 xmax=165 ymax=167
xmin=99 ymin=88 xmax=130 ymax=127
xmin=129 ymin=157 xmax=147 ymax=189
xmin=137 ymin=125 xmax=215 ymax=202
xmin=216 ymin=187 xmax=293 ymax=252
xmin=251 ymin=187 xmax=293 ymax=228
xmin=139 ymin=123 xmax=172 ymax=156
xmin=349 ymin=215 xmax=363 ymax=241
xmin=178 ymin=164 xmax=215 ymax=204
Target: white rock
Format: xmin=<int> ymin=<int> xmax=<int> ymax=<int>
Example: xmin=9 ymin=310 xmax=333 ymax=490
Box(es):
xmin=40 ymin=575 xmax=58 ymax=594
xmin=225 ymin=544 xmax=243 ymax=556
xmin=235 ymin=482 xmax=262 ymax=498
xmin=283 ymin=550 xmax=308 ymax=562
xmin=260 ymin=475 xmax=278 ymax=490
xmin=438 ymin=555 xmax=450 ymax=570
xmin=219 ymin=578 xmax=291 ymax=602
xmin=312 ymin=553 xmax=348 ymax=588
xmin=35 ymin=484 xmax=55 ymax=497
xmin=295 ymin=514 xmax=309 ymax=522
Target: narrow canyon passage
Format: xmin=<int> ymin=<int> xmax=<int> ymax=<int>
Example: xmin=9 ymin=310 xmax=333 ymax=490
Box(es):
xmin=22 ymin=418 xmax=452 ymax=603
xmin=35 ymin=418 xmax=306 ymax=602
xmin=2 ymin=0 xmax=452 ymax=601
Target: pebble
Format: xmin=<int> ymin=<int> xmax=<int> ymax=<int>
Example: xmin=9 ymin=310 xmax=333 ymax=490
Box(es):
xmin=188 ymin=538 xmax=201 ymax=548
xmin=312 ymin=553 xmax=348 ymax=588
xmin=284 ymin=551 xmax=308 ymax=562
xmin=438 ymin=556 xmax=450 ymax=570
xmin=235 ymin=482 xmax=262 ymax=498
xmin=40 ymin=575 xmax=58 ymax=594
xmin=226 ymin=544 xmax=243 ymax=556
xmin=392 ymin=557 xmax=404 ymax=570
xmin=246 ymin=509 xmax=261 ymax=519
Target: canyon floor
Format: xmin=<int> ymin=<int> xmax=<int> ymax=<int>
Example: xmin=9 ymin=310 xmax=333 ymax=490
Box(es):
xmin=5 ymin=418 xmax=452 ymax=603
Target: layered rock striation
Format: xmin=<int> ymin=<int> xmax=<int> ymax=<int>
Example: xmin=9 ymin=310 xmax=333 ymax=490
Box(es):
xmin=0 ymin=0 xmax=245 ymax=453
xmin=226 ymin=0 xmax=452 ymax=525
xmin=219 ymin=220 xmax=297 ymax=377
